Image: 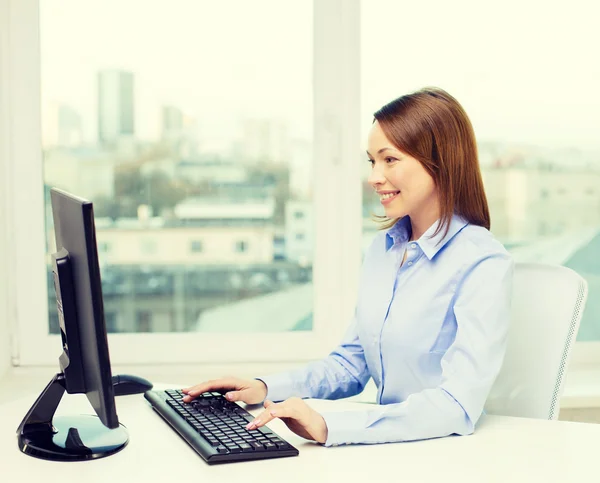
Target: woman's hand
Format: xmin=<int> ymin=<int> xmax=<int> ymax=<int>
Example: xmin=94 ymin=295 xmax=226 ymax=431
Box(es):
xmin=246 ymin=397 xmax=328 ymax=444
xmin=182 ymin=377 xmax=267 ymax=405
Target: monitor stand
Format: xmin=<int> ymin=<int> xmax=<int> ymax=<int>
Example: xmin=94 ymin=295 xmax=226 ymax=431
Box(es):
xmin=16 ymin=373 xmax=129 ymax=461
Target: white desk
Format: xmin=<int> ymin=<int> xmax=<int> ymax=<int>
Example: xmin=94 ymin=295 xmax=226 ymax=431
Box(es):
xmin=1 ymin=385 xmax=599 ymax=483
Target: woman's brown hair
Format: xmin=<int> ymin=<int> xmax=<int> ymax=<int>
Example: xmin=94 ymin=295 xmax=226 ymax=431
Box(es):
xmin=373 ymin=87 xmax=490 ymax=238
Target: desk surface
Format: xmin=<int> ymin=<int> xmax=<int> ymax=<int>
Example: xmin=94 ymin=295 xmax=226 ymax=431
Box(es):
xmin=1 ymin=384 xmax=599 ymax=483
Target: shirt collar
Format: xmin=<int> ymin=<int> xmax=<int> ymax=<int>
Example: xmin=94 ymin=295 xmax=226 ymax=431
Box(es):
xmin=385 ymin=214 xmax=469 ymax=259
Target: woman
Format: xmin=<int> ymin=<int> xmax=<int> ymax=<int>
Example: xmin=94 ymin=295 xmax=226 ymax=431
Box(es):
xmin=183 ymin=87 xmax=514 ymax=447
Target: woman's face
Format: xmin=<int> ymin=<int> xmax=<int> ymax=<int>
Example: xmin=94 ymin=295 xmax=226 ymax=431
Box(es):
xmin=367 ymin=121 xmax=439 ymax=222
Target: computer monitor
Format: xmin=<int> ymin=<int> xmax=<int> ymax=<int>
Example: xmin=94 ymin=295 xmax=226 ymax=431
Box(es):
xmin=17 ymin=188 xmax=129 ymax=461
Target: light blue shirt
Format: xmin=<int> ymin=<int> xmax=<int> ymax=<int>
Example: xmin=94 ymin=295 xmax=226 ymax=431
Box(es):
xmin=260 ymin=215 xmax=514 ymax=447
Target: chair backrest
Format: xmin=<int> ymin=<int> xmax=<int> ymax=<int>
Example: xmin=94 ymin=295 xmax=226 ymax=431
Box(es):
xmin=485 ymin=262 xmax=588 ymax=420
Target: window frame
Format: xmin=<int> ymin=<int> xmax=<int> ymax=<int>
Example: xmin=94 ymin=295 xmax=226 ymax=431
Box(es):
xmin=3 ymin=0 xmax=362 ymax=366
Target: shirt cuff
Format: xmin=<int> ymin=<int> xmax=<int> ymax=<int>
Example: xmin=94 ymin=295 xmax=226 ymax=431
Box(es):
xmin=321 ymin=410 xmax=371 ymax=447
xmin=255 ymin=373 xmax=296 ymax=403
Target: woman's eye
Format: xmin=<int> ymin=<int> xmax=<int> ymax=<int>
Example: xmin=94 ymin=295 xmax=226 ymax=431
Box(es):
xmin=367 ymin=158 xmax=375 ymax=165
xmin=385 ymin=157 xmax=397 ymax=164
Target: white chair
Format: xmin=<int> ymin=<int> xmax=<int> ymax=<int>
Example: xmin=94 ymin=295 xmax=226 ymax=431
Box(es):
xmin=485 ymin=262 xmax=588 ymax=420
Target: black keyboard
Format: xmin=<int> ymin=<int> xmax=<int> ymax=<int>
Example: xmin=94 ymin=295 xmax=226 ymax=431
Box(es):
xmin=144 ymin=389 xmax=299 ymax=464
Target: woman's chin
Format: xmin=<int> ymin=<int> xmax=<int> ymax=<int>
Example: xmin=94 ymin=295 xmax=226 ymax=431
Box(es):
xmin=383 ymin=207 xmax=405 ymax=219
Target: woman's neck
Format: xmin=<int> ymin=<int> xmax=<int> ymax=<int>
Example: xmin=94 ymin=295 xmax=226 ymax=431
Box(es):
xmin=408 ymin=207 xmax=441 ymax=242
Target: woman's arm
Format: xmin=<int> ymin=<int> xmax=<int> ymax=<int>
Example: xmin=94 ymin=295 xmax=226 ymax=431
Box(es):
xmin=258 ymin=314 xmax=371 ymax=402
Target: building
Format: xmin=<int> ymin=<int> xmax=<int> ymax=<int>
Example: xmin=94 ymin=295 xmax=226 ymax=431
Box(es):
xmin=174 ymin=159 xmax=248 ymax=185
xmin=45 ymin=196 xmax=285 ymax=334
xmin=42 ymin=102 xmax=83 ymax=148
xmin=482 ymin=166 xmax=600 ymax=244
xmin=161 ymin=105 xmax=183 ymax=140
xmin=285 ymin=200 xmax=313 ymax=265
xmin=98 ymin=69 xmax=135 ymax=145
xmin=240 ymin=118 xmax=290 ymax=165
xmin=92 ymin=219 xmax=275 ymax=266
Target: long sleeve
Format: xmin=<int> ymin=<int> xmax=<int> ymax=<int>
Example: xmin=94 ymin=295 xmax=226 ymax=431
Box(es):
xmin=321 ymin=253 xmax=514 ymax=447
xmin=258 ymin=315 xmax=371 ymax=403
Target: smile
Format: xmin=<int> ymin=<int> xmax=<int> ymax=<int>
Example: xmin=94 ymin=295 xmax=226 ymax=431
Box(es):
xmin=379 ymin=191 xmax=400 ymax=204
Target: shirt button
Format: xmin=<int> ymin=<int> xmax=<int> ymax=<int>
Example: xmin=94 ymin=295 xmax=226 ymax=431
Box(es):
xmin=407 ymin=261 xmax=413 ymax=266
xmin=411 ymin=243 xmax=417 ymax=249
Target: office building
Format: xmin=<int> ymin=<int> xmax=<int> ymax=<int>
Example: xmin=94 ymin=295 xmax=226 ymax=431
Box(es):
xmin=285 ymin=200 xmax=313 ymax=265
xmin=162 ymin=105 xmax=184 ymax=140
xmin=482 ymin=166 xmax=600 ymax=243
xmin=42 ymin=102 xmax=83 ymax=148
xmin=98 ymin=70 xmax=135 ymax=145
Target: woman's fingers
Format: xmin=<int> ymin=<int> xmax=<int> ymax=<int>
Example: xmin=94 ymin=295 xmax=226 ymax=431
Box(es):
xmin=181 ymin=377 xmax=238 ymax=401
xmin=244 ymin=397 xmax=327 ymax=443
xmin=246 ymin=401 xmax=299 ymax=430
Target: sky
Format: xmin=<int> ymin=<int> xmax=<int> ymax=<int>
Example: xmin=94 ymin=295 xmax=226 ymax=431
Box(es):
xmin=360 ymin=0 xmax=600 ymax=152
xmin=40 ymin=0 xmax=600 ymax=151
xmin=40 ymin=0 xmax=313 ymax=145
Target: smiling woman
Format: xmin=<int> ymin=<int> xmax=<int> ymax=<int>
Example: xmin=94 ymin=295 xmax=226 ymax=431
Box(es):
xmin=183 ymin=86 xmax=514 ymax=447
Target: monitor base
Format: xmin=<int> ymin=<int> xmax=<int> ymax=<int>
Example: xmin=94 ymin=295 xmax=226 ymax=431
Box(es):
xmin=18 ymin=414 xmax=128 ymax=461
xmin=16 ymin=373 xmax=129 ymax=461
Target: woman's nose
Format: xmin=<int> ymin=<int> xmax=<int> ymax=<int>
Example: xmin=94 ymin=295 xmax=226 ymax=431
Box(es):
xmin=368 ymin=165 xmax=385 ymax=187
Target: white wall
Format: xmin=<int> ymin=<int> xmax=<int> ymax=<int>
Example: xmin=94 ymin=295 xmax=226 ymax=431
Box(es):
xmin=0 ymin=179 xmax=10 ymax=379
xmin=0 ymin=120 xmax=11 ymax=378
xmin=0 ymin=0 xmax=13 ymax=379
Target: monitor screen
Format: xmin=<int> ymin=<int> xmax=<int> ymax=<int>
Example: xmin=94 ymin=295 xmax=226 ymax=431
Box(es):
xmin=50 ymin=187 xmax=118 ymax=429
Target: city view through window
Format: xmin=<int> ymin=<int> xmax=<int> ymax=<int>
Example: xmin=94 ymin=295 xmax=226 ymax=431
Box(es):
xmin=41 ymin=1 xmax=314 ymax=334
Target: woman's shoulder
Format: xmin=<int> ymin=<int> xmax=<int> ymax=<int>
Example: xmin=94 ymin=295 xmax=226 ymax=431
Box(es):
xmin=452 ymin=224 xmax=512 ymax=262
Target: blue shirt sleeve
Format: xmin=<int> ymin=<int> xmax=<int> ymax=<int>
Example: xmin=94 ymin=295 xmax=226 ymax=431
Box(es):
xmin=258 ymin=314 xmax=371 ymax=403
xmin=321 ymin=253 xmax=514 ymax=446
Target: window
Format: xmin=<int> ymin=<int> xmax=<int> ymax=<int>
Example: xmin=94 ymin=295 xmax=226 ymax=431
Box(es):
xmin=136 ymin=311 xmax=152 ymax=333
xmin=7 ymin=0 xmax=361 ymax=365
xmin=190 ymin=240 xmax=203 ymax=253
xmin=362 ymin=0 xmax=600 ymax=366
xmin=105 ymin=311 xmax=117 ymax=332
xmin=40 ymin=0 xmax=315 ymax=338
xmin=234 ymin=241 xmax=248 ymax=253
xmin=140 ymin=239 xmax=157 ymax=255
